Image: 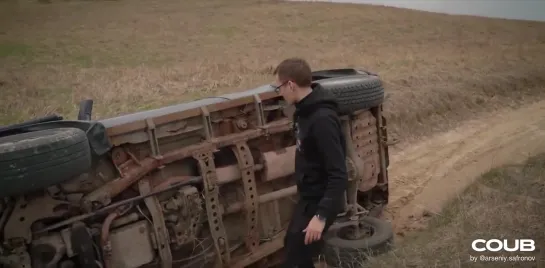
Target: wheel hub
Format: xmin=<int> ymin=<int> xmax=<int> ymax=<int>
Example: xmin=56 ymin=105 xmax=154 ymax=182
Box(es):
xmin=338 ymin=221 xmax=374 ymax=240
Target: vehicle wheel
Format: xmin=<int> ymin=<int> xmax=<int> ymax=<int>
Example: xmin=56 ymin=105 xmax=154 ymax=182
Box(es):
xmin=0 ymin=128 xmax=92 ymax=197
xmin=322 ymin=216 xmax=394 ymax=268
xmin=316 ymin=75 xmax=385 ymax=115
xmin=312 ymin=68 xmax=377 ymax=80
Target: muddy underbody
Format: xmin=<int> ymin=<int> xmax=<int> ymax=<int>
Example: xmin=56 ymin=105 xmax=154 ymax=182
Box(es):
xmin=0 ymin=69 xmax=392 ymax=268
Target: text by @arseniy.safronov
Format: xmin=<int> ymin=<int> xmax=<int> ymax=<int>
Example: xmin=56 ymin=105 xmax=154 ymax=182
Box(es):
xmin=469 ymin=254 xmax=536 ymax=263
xmin=469 ymin=239 xmax=537 ymax=263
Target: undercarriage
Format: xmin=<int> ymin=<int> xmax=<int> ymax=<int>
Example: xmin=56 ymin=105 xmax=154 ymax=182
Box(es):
xmin=0 ymin=68 xmax=394 ymax=268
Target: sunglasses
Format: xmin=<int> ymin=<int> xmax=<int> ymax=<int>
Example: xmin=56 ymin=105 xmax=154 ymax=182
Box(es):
xmin=271 ymin=80 xmax=288 ymax=94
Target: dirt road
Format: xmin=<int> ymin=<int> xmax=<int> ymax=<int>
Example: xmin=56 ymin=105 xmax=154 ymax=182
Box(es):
xmin=385 ymin=99 xmax=545 ymax=235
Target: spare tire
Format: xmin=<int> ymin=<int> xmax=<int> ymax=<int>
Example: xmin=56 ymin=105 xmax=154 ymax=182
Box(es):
xmin=312 ymin=68 xmax=378 ymax=81
xmin=316 ymin=75 xmax=385 ymax=115
xmin=0 ymin=128 xmax=92 ymax=197
xmin=323 ymin=216 xmax=394 ymax=268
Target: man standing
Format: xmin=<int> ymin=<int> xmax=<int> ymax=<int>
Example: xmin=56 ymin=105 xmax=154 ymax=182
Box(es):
xmin=272 ymin=58 xmax=348 ymax=268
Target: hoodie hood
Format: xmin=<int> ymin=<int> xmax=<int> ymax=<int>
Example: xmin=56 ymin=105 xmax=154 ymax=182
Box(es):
xmin=294 ymin=82 xmax=339 ymax=118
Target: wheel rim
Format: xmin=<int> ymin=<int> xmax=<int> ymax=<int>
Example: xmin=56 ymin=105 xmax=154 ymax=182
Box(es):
xmin=337 ymin=221 xmax=375 ymax=240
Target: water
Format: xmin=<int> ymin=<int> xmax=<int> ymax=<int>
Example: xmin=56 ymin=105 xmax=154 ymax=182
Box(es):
xmin=291 ymin=0 xmax=545 ymax=22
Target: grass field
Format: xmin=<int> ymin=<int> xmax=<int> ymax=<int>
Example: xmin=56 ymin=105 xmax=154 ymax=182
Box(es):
xmin=2 ymin=1 xmax=545 ymax=267
xmin=1 ymin=0 xmax=545 ymax=143
xmin=366 ymin=153 xmax=545 ymax=267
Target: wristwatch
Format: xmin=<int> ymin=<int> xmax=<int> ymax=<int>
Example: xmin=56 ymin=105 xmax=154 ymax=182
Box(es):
xmin=315 ymin=213 xmax=326 ymax=223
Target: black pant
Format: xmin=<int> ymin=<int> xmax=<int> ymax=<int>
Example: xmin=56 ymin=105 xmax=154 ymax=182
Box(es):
xmin=281 ymin=199 xmax=336 ymax=268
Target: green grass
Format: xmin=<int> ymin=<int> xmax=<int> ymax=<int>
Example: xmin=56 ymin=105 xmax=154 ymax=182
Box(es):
xmin=0 ymin=42 xmax=33 ymax=59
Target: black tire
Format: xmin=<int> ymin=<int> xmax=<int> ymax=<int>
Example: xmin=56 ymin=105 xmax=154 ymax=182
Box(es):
xmin=323 ymin=216 xmax=394 ymax=268
xmin=0 ymin=128 xmax=92 ymax=197
xmin=316 ymin=75 xmax=385 ymax=115
xmin=312 ymin=68 xmax=377 ymax=80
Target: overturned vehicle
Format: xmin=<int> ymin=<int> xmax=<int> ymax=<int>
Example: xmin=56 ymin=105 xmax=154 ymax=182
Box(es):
xmin=0 ymin=69 xmax=394 ymax=268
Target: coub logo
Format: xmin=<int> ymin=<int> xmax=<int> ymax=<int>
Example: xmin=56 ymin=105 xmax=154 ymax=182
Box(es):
xmin=471 ymin=239 xmax=536 ymax=252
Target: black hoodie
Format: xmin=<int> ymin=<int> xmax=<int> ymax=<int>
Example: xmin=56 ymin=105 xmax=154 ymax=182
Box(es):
xmin=292 ymin=82 xmax=348 ymax=220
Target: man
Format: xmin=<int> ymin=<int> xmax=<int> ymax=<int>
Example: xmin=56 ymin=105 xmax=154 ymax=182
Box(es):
xmin=272 ymin=58 xmax=348 ymax=268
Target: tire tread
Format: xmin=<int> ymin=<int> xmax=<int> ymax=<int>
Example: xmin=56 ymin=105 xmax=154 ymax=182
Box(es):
xmin=0 ymin=128 xmax=92 ymax=197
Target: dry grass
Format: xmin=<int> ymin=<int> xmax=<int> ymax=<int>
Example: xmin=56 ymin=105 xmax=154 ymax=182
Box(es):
xmin=366 ymin=153 xmax=545 ymax=267
xmin=1 ymin=0 xmax=545 ymax=142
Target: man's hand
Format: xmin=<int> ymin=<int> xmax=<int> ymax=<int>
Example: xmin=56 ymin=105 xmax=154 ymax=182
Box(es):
xmin=303 ymin=216 xmax=326 ymax=245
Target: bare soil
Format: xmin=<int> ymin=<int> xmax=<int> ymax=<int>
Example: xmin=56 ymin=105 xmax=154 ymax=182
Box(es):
xmin=386 ymin=98 xmax=545 ymax=236
xmin=364 ymin=99 xmax=545 ymax=267
xmin=367 ymin=153 xmax=545 ymax=267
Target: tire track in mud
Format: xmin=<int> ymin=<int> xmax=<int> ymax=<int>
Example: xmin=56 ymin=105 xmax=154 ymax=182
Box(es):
xmin=384 ymin=99 xmax=545 ymax=234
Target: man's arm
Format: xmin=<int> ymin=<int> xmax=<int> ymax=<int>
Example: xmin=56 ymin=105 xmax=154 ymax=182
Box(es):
xmin=312 ymin=113 xmax=348 ymax=220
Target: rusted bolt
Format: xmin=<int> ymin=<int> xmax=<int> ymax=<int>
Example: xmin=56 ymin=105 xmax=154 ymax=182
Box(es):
xmin=111 ymin=147 xmax=128 ymax=165
xmin=218 ymin=237 xmax=225 ymax=247
xmin=236 ymin=119 xmax=248 ymax=129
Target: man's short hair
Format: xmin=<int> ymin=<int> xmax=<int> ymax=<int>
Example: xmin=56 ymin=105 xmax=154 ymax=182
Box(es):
xmin=273 ymin=58 xmax=312 ymax=87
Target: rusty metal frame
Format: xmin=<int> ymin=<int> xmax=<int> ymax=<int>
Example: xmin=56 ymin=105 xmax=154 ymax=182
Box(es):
xmin=229 ymin=230 xmax=287 ymax=268
xmin=34 ymin=80 xmax=392 ymax=268
xmin=341 ymin=117 xmax=363 ymax=217
xmin=80 ymin=119 xmax=292 ymax=210
xmin=253 ymin=94 xmax=266 ymax=127
xmin=73 ymin=107 xmax=387 ymax=268
xmin=231 ymin=142 xmax=260 ymax=252
xmin=105 ymin=91 xmax=279 ymax=144
xmin=376 ymin=105 xmax=389 ymax=186
xmin=138 ymin=178 xmax=173 ymax=268
xmin=193 ymin=150 xmax=231 ymax=265
xmin=146 ymin=118 xmax=161 ymax=157
xmin=223 ymin=185 xmax=297 ymax=215
xmin=4 ymin=196 xmax=70 ymax=244
xmin=201 ymin=106 xmax=214 ymax=141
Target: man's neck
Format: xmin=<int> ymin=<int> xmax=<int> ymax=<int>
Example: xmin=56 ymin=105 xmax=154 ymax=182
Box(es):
xmin=295 ymin=87 xmax=313 ymax=103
